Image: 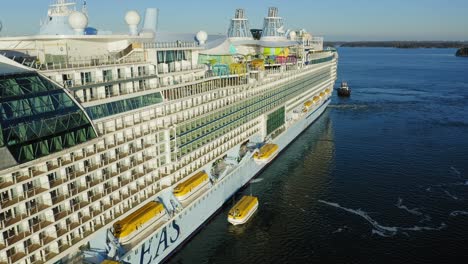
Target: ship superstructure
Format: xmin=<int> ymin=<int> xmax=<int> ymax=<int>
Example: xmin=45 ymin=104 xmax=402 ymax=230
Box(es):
xmin=0 ymin=2 xmax=337 ymax=263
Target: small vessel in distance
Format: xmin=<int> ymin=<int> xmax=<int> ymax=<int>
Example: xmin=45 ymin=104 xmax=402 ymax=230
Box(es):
xmin=338 ymin=81 xmax=351 ymax=97
xmin=228 ymin=196 xmax=259 ymax=225
xmin=253 ymin=143 xmax=279 ymax=164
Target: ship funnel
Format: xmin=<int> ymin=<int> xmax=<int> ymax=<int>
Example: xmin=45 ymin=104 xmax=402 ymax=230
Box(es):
xmin=142 ymin=8 xmax=158 ymax=34
xmin=227 ymin=8 xmax=252 ymax=39
xmin=261 ymin=7 xmax=286 ymax=41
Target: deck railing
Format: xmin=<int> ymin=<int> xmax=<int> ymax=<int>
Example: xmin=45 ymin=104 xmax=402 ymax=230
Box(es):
xmin=144 ymin=41 xmax=199 ymax=49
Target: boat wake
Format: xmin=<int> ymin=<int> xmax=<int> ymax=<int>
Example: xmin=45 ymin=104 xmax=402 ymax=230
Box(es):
xmin=395 ymin=198 xmax=423 ymax=216
xmin=332 ymin=226 xmax=348 ymax=234
xmin=443 ymin=190 xmax=459 ymax=200
xmin=249 ymin=178 xmax=264 ymax=183
xmin=423 ymin=166 xmax=467 ymax=197
xmin=450 ymin=166 xmax=462 ymax=177
xmin=328 ymin=104 xmax=368 ymax=110
xmin=449 ymin=211 xmax=468 ymax=217
xmin=319 ymin=200 xmax=446 ymax=237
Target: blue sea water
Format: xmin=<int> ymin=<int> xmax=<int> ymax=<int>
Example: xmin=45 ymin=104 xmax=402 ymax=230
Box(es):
xmin=168 ymin=48 xmax=468 ymax=264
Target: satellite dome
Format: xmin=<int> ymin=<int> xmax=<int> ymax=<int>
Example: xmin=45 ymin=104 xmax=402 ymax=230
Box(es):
xmin=289 ymin=31 xmax=296 ymax=40
xmin=68 ymin=11 xmax=88 ymax=31
xmin=196 ymin=31 xmax=208 ymax=44
xmin=125 ymin=10 xmax=141 ymax=26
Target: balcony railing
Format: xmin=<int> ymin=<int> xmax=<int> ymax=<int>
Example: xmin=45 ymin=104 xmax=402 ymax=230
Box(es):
xmin=30 ymin=55 xmax=145 ymax=71
xmin=144 ymin=41 xmax=199 ymax=49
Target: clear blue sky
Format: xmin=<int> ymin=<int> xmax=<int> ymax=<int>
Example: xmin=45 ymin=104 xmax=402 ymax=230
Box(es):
xmin=0 ymin=0 xmax=467 ymax=41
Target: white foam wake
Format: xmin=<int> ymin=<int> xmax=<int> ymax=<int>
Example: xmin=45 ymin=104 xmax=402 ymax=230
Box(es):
xmin=250 ymin=178 xmax=264 ymax=183
xmin=395 ymin=198 xmax=423 ymax=216
xmin=449 ymin=211 xmax=468 ymax=217
xmin=332 ymin=226 xmax=348 ymax=234
xmin=450 ymin=166 xmax=462 ymax=177
xmin=443 ymin=190 xmax=459 ymax=200
xmin=319 ymin=200 xmax=446 ymax=237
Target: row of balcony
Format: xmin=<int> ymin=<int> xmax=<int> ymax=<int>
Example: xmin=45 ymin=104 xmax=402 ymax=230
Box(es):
xmin=0 ymin=126 xmax=161 ymax=211
xmin=0 ymin=147 xmax=162 ymax=249
xmin=1 ymin=170 xmax=164 ymax=264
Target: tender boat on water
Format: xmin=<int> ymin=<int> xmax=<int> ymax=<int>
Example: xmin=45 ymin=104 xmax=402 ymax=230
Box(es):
xmin=228 ymin=196 xmax=259 ymax=225
xmin=173 ymin=171 xmax=210 ymax=201
xmin=253 ymin=143 xmax=279 ymax=164
xmin=113 ymin=201 xmax=166 ymax=244
xmin=338 ymin=81 xmax=351 ymax=97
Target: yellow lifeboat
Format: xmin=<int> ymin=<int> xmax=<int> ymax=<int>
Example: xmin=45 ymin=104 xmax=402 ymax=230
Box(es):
xmin=312 ymin=96 xmax=320 ymax=103
xmin=319 ymin=92 xmax=325 ymax=97
xmin=304 ymin=100 xmax=313 ymax=108
xmin=228 ymin=196 xmax=259 ymax=225
xmin=173 ymin=171 xmax=209 ymax=201
xmin=101 ymin=260 xmax=120 ymax=264
xmin=253 ymin=143 xmax=279 ymax=164
xmin=325 ymin=88 xmax=331 ymax=94
xmin=113 ymin=201 xmax=165 ymax=244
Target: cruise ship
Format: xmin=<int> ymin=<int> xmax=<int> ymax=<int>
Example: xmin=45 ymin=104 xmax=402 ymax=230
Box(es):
xmin=0 ymin=1 xmax=338 ymax=263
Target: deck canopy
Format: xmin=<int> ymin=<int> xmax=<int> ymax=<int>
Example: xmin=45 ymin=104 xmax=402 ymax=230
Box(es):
xmin=0 ymin=61 xmax=96 ymax=165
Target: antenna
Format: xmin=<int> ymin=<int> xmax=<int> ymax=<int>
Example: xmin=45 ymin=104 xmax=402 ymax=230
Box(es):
xmin=82 ymin=0 xmax=88 ymax=15
xmin=0 ymin=20 xmax=3 ymax=33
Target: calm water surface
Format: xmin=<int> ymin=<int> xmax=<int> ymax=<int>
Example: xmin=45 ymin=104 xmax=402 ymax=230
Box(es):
xmin=168 ymin=48 xmax=468 ymax=264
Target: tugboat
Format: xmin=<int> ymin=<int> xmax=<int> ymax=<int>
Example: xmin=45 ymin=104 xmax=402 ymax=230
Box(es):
xmin=337 ymin=81 xmax=351 ymax=97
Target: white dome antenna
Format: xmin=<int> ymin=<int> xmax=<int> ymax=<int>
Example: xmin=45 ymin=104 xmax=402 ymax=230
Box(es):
xmin=196 ymin=31 xmax=208 ymax=45
xmin=288 ymin=31 xmax=296 ymax=40
xmin=125 ymin=10 xmax=141 ymax=36
xmin=68 ymin=11 xmax=88 ymax=35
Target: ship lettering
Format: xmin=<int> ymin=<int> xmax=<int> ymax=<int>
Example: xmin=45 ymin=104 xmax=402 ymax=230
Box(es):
xmin=155 ymin=226 xmax=168 ymax=257
xmin=140 ymin=220 xmax=181 ymax=263
xmin=170 ymin=220 xmax=180 ymax=243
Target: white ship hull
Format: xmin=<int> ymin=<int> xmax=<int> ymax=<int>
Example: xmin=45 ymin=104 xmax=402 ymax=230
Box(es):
xmin=121 ymin=99 xmax=331 ymax=264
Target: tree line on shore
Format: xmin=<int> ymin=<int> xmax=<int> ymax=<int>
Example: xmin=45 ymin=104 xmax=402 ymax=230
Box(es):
xmin=325 ymin=41 xmax=468 ymax=49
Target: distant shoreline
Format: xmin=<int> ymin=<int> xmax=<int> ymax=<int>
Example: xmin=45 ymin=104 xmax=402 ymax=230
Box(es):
xmin=325 ymin=41 xmax=468 ymax=49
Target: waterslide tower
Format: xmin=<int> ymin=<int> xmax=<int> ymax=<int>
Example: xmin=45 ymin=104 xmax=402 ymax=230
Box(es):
xmin=227 ymin=9 xmax=252 ymax=39
xmin=261 ymin=7 xmax=286 ymax=41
